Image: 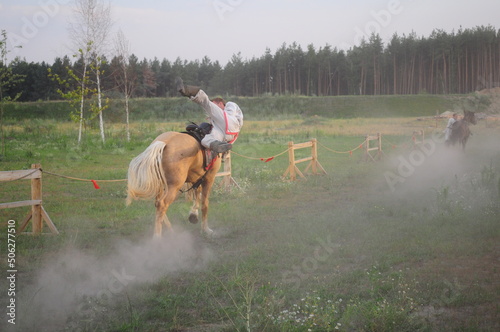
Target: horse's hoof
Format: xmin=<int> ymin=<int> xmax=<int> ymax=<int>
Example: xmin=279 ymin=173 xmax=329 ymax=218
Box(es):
xmin=203 ymin=228 xmax=214 ymax=237
xmin=188 ymin=213 xmax=199 ymax=224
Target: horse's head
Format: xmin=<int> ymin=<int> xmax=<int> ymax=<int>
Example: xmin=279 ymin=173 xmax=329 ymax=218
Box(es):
xmin=464 ymin=110 xmax=477 ymax=125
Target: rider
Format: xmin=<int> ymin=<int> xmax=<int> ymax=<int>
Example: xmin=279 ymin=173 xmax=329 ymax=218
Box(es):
xmin=176 ymin=77 xmax=243 ymax=153
xmin=444 ymin=113 xmax=458 ymax=144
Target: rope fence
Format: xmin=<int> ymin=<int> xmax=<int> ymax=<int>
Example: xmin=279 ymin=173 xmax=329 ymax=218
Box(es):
xmin=231 ymin=148 xmax=290 ymax=162
xmin=12 ymin=132 xmax=423 ymax=189
xmin=15 ymin=131 xmax=424 ymax=187
xmin=42 ymin=170 xmax=127 ymax=189
xmin=2 ymin=131 xmax=429 ymax=235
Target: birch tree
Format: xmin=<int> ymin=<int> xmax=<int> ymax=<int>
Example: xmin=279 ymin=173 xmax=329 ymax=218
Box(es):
xmin=0 ymin=30 xmax=24 ymax=158
xmin=68 ymin=0 xmax=112 ymax=144
xmin=114 ymin=29 xmax=135 ymax=141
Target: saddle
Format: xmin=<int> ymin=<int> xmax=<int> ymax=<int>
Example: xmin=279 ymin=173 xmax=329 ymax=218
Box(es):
xmin=182 ymin=122 xmax=217 ymax=171
xmin=184 ymin=122 xmax=213 ymax=143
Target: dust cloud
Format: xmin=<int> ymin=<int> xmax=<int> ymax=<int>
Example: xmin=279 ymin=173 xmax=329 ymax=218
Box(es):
xmin=6 ymin=230 xmax=214 ymax=332
xmin=381 ymin=128 xmax=500 ymax=203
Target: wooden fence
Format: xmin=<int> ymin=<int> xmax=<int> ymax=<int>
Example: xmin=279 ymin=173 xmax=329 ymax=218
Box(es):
xmin=412 ymin=130 xmax=425 ymax=149
xmin=364 ymin=133 xmax=383 ymax=161
xmin=215 ymin=151 xmax=240 ymax=190
xmin=0 ymin=164 xmax=58 ymax=235
xmin=282 ymin=138 xmax=327 ymax=181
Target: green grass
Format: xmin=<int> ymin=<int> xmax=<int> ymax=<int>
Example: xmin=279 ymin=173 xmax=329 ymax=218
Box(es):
xmin=2 ymin=94 xmax=459 ymax=123
xmin=0 ymin=115 xmax=499 ymax=332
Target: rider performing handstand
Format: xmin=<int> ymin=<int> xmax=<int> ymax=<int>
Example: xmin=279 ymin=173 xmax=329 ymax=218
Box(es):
xmin=176 ymin=77 xmax=243 ymax=153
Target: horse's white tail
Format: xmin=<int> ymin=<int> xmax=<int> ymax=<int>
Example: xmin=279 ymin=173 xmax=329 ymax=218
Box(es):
xmin=126 ymin=141 xmax=168 ymax=205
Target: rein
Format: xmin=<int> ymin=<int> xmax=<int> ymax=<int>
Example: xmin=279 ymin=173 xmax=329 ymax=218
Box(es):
xmin=179 ymin=171 xmax=207 ymax=193
xmin=179 ymin=151 xmax=219 ymax=194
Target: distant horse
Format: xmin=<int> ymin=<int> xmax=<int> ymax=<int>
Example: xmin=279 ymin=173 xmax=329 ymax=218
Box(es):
xmin=449 ymin=110 xmax=477 ymax=151
xmin=126 ymin=132 xmax=221 ymax=237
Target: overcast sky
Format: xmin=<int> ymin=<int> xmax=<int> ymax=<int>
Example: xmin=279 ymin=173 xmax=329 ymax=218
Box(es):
xmin=1 ymin=0 xmax=500 ymax=65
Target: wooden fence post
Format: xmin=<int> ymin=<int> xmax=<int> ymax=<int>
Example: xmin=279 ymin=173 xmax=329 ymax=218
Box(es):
xmin=283 ymin=139 xmax=326 ymax=181
xmin=283 ymin=141 xmax=300 ymax=181
xmin=364 ymin=133 xmax=383 ymax=161
xmin=412 ymin=130 xmax=425 ymax=149
xmin=288 ymin=141 xmax=297 ymax=181
xmin=216 ymin=151 xmax=240 ymax=191
xmin=0 ymin=163 xmax=58 ymax=235
xmin=31 ymin=163 xmax=42 ymax=233
xmin=378 ymin=133 xmax=382 ymax=159
xmin=310 ymin=138 xmax=319 ymax=174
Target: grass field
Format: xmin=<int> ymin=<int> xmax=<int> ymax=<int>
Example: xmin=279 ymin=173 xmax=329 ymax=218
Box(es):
xmin=1 ymin=93 xmax=459 ymax=122
xmin=0 ymin=112 xmax=499 ymax=331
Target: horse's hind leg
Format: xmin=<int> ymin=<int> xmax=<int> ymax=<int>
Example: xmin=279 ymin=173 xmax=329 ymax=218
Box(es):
xmin=153 ymin=188 xmax=180 ymax=237
xmin=188 ymin=188 xmax=201 ymax=224
xmin=154 ymin=199 xmax=171 ymax=238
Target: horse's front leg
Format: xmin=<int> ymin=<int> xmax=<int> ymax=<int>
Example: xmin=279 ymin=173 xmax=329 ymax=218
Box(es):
xmin=200 ymin=181 xmax=215 ymax=235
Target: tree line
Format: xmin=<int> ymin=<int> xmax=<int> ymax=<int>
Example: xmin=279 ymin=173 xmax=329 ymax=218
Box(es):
xmin=3 ymin=25 xmax=500 ymax=101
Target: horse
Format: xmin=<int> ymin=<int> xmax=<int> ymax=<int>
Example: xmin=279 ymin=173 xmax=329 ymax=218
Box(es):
xmin=126 ymin=131 xmax=222 ymax=237
xmin=449 ymin=110 xmax=477 ymax=151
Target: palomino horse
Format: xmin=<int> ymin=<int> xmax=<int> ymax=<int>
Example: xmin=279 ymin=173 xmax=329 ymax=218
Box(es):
xmin=449 ymin=110 xmax=477 ymax=151
xmin=126 ymin=132 xmax=221 ymax=237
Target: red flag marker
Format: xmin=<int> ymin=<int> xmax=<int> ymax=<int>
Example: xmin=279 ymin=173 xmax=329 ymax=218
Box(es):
xmin=91 ymin=180 xmax=100 ymax=189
